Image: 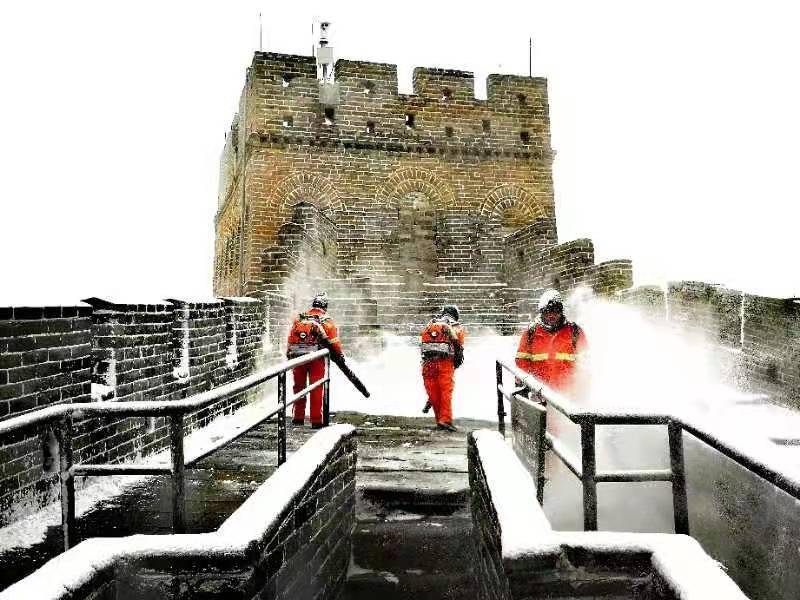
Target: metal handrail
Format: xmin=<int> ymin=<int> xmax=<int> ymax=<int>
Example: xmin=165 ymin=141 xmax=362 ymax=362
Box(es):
xmin=496 ymin=357 xmax=800 ymax=535
xmin=0 ymin=350 xmax=332 ymax=552
xmin=0 ymin=350 xmax=329 ymax=434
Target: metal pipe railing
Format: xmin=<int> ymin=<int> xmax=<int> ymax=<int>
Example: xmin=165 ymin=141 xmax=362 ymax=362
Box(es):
xmin=0 ymin=350 xmax=331 ymax=550
xmin=496 ymin=357 xmax=800 ymax=535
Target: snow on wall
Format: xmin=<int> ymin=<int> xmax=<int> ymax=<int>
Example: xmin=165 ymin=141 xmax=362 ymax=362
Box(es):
xmin=468 ymin=429 xmax=749 ymax=600
xmin=0 ymin=297 xmax=267 ymax=531
xmin=0 ymin=424 xmax=356 ymax=600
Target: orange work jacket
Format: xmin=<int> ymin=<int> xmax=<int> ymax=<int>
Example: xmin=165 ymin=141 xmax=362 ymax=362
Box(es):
xmin=420 ymin=317 xmax=465 ymax=363
xmin=286 ymin=308 xmax=342 ymax=359
xmin=516 ymin=320 xmax=586 ymax=392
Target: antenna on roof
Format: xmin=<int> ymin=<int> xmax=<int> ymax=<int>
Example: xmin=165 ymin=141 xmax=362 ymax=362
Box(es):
xmin=259 ymin=12 xmax=263 ymax=51
xmin=529 ymin=37 xmax=532 ymax=76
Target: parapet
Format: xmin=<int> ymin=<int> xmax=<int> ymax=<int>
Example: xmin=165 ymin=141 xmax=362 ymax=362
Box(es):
xmin=487 ymin=74 xmax=548 ymax=113
xmin=247 ymin=51 xmax=547 ymax=107
xmin=232 ymin=51 xmax=552 ymax=158
xmin=251 ymin=51 xmax=316 ymax=81
xmin=412 ymin=67 xmax=475 ymax=100
xmin=335 ymin=59 xmax=398 ymax=86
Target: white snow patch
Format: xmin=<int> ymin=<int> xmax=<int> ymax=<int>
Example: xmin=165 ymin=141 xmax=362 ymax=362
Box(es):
xmin=473 ymin=430 xmax=552 ymax=558
xmin=383 ymin=511 xmax=423 ymax=521
xmin=2 ymin=424 xmax=355 ymax=600
xmin=330 ymin=334 xmax=517 ymax=421
xmin=90 ymin=383 xmax=114 ymax=402
xmin=347 ymin=554 xmax=375 ymax=577
xmin=0 ymin=388 xmax=285 ymax=551
xmin=0 ymin=297 xmax=92 ymax=309
xmin=218 ymin=296 xmax=260 ymax=303
xmin=219 ymin=425 xmax=354 ymax=543
xmin=0 ymin=474 xmax=148 ymax=553
xmin=173 ymin=306 xmax=190 ymax=380
xmin=225 ymin=313 xmax=238 ymax=370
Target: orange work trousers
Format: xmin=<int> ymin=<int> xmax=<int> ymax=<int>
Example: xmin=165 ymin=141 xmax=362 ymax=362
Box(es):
xmin=422 ymin=358 xmax=455 ymax=425
xmin=292 ymin=358 xmax=326 ymax=425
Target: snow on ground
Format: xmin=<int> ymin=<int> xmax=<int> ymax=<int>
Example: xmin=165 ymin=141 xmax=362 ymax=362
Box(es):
xmin=331 ymin=305 xmax=800 ymax=439
xmin=330 ymin=334 xmax=516 ymax=422
xmin=2 ymin=294 xmax=797 ymax=551
xmin=0 ymin=387 xmax=284 ymax=551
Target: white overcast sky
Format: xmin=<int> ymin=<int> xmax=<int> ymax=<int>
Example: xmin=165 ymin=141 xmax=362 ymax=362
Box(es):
xmin=1 ymin=1 xmax=797 ymax=304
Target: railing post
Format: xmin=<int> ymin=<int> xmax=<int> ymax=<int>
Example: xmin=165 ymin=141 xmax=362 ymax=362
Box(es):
xmin=536 ymin=404 xmax=547 ymax=506
xmin=169 ymin=413 xmax=186 ymax=533
xmin=322 ymin=355 xmax=330 ymax=427
xmin=581 ymin=422 xmax=598 ymax=531
xmin=668 ymin=421 xmax=690 ymax=535
xmin=495 ymin=361 xmax=505 ymax=437
xmin=57 ymin=416 xmax=75 ymax=551
xmin=277 ymin=371 xmax=287 ymax=465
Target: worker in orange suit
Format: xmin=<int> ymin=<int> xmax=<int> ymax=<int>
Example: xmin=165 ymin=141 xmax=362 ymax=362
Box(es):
xmin=420 ymin=305 xmax=465 ymax=432
xmin=286 ymin=293 xmax=343 ymax=429
xmin=516 ymin=289 xmax=587 ymax=396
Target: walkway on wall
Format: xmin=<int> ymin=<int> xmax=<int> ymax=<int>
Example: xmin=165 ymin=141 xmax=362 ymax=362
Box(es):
xmin=0 ymin=411 xmax=491 ymax=593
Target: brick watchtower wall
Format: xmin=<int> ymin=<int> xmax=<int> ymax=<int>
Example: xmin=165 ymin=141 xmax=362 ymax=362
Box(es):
xmin=213 ymin=53 xmax=556 ymax=302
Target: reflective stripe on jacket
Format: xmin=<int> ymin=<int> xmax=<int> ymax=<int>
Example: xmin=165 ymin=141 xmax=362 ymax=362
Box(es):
xmin=515 ymin=321 xmax=586 ymax=391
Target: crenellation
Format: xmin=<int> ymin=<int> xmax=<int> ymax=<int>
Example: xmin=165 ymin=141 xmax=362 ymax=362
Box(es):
xmin=412 ymin=67 xmax=476 ymax=100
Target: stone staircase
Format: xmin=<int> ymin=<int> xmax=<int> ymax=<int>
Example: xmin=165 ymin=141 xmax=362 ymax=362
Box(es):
xmin=339 ymin=413 xmax=482 ymax=600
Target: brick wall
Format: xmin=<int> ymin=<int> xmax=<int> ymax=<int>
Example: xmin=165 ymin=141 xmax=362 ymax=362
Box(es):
xmin=528 ymin=238 xmax=595 ymax=292
xmin=241 ymin=427 xmax=356 ymax=600
xmin=222 ymin=297 xmax=266 ymax=380
xmin=469 ymin=433 xmax=514 ymax=600
xmin=210 ymin=51 xmax=644 ymax=341
xmin=588 ymin=259 xmax=633 ymax=297
xmin=0 ymin=297 xmax=267 ymax=528
xmin=468 ymin=430 xmax=745 ymax=599
xmin=666 ymin=282 xmax=742 ymax=348
xmin=263 ymin=291 xmax=293 ymax=362
xmin=2 ymin=426 xmax=358 ymax=600
xmin=119 ymin=429 xmax=356 ymax=599
xmin=262 ymin=202 xmax=339 ymax=300
xmin=503 ymin=218 xmax=557 ymax=284
xmin=0 ymin=305 xmax=92 ymax=418
xmin=615 ymin=283 xmax=799 ymax=408
xmin=617 ymin=285 xmax=667 ymax=322
xmin=213 ymin=52 xmax=557 ymax=297
xmin=79 ymin=298 xmax=175 ymax=467
xmin=741 ymin=295 xmax=800 ymax=407
xmin=0 ymin=304 xmax=92 ymax=524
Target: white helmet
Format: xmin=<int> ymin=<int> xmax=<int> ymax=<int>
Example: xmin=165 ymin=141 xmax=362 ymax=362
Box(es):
xmin=311 ymin=292 xmax=329 ymax=310
xmin=537 ymin=289 xmax=563 ymax=313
